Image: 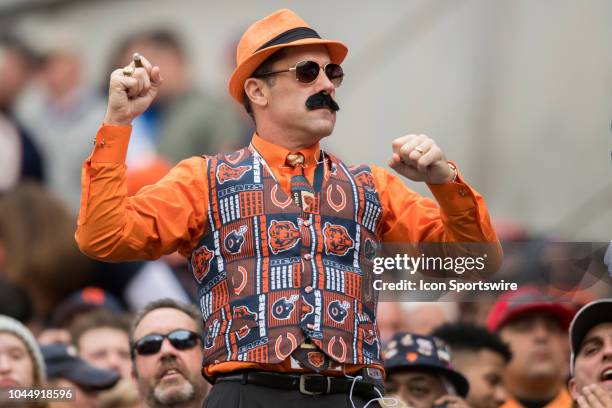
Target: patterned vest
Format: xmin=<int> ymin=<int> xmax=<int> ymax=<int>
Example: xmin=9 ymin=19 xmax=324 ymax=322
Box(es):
xmin=189 ymin=146 xmax=383 ymax=367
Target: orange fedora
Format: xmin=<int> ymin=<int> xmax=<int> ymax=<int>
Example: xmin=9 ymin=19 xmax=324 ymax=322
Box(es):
xmin=228 ymin=9 xmax=348 ymax=103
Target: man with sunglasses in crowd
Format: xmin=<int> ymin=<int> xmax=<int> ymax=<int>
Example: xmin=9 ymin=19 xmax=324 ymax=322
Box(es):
xmin=130 ymin=298 xmax=209 ymax=408
xmin=76 ymin=8 xmax=501 ymax=407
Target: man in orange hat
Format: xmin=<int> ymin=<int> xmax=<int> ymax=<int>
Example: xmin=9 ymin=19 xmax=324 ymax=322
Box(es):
xmin=76 ymin=9 xmax=501 ymax=407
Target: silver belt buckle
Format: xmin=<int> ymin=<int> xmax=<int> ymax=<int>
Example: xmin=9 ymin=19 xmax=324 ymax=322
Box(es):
xmin=299 ymin=374 xmax=331 ymax=395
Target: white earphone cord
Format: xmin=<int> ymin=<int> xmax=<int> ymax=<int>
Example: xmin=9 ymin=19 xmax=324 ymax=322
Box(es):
xmin=347 ymin=374 xmax=400 ymax=408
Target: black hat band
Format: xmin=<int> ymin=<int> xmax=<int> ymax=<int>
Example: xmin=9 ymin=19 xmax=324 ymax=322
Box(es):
xmin=256 ymin=27 xmax=321 ymax=52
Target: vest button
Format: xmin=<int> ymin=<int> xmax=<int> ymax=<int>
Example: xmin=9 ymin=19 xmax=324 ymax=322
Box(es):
xmin=303 ymin=253 xmax=312 ymax=261
xmin=306 ymin=323 xmax=315 ymax=330
xmin=304 ymin=285 xmax=313 ymax=293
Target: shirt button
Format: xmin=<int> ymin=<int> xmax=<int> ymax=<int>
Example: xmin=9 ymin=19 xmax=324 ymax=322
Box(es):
xmin=303 ymin=253 xmax=312 ymax=261
xmin=459 ymin=189 xmax=467 ymax=197
xmin=304 ymin=286 xmax=313 ymax=293
xmin=306 ymin=323 xmax=315 ymax=330
xmin=303 ymin=219 xmax=312 ymax=227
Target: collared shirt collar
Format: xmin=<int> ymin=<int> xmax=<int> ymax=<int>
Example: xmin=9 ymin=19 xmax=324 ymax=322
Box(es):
xmin=250 ymin=133 xmax=321 ymax=169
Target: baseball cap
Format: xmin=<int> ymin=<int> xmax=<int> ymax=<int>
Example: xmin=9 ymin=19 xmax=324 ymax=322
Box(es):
xmin=487 ymin=286 xmax=576 ymax=332
xmin=569 ymin=299 xmax=612 ymax=373
xmin=383 ymin=332 xmax=469 ymax=397
xmin=42 ymin=344 xmax=119 ymax=391
xmin=51 ymin=287 xmax=123 ymax=328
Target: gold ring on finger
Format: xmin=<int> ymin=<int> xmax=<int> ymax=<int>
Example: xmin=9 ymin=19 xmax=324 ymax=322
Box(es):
xmin=415 ymin=147 xmax=425 ymax=154
xmin=122 ymin=65 xmax=135 ymax=77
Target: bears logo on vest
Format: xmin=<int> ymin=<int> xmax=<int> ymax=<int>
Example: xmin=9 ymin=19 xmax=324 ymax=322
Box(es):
xmin=326 ymin=184 xmax=347 ymax=212
xmin=272 ymin=294 xmax=299 ymax=320
xmin=224 ymin=225 xmax=248 ymax=254
xmin=233 ymin=305 xmax=258 ymax=321
xmin=327 ymin=336 xmax=347 ymax=362
xmin=275 ymin=333 xmax=298 ymax=360
xmin=191 ymin=245 xmax=214 ymax=282
xmin=231 ymin=266 xmax=248 ymax=295
xmin=271 ymin=185 xmax=293 ymax=209
xmin=323 ymin=222 xmax=354 ymax=256
xmin=268 ymin=220 xmax=301 ymax=254
xmin=354 ymin=171 xmax=377 ymax=192
xmin=307 ymin=351 xmax=326 ymax=368
xmin=327 ymin=300 xmax=350 ymax=324
xmin=216 ymin=163 xmax=252 ymax=184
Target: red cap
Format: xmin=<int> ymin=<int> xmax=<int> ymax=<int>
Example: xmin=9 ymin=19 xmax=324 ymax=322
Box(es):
xmin=487 ymin=286 xmax=576 ymax=332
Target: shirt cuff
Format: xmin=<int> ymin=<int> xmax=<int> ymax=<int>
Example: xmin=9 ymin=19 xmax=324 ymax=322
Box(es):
xmin=90 ymin=124 xmax=132 ymax=163
xmin=426 ymin=163 xmax=477 ymax=214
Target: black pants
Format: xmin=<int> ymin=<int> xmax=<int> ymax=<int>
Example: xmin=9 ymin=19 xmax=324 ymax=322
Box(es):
xmin=203 ymin=381 xmax=382 ymax=408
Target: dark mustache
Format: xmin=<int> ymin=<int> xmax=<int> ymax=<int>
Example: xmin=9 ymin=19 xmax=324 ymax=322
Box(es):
xmin=306 ymin=91 xmax=340 ymax=112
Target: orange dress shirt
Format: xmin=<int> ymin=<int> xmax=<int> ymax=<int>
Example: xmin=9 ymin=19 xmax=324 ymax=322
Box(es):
xmin=76 ymin=125 xmax=502 ymax=378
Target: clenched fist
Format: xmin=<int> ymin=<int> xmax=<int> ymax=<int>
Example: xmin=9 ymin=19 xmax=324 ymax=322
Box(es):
xmin=103 ymin=53 xmax=163 ymax=126
xmin=389 ymin=134 xmax=456 ymax=184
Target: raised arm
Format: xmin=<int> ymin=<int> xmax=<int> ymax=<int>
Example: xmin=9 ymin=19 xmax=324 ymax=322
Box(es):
xmin=374 ymin=133 xmax=503 ymax=274
xmin=75 ymin=54 xmax=209 ymax=261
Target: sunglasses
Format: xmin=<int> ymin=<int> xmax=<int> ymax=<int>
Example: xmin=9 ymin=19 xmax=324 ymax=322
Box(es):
xmin=132 ymin=330 xmax=200 ymax=357
xmin=254 ymin=60 xmax=344 ymax=87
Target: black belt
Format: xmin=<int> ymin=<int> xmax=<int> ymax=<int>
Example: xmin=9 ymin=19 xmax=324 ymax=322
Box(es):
xmin=216 ymin=371 xmax=382 ymax=398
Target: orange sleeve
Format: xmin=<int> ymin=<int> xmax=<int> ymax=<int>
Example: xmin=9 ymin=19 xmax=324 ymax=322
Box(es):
xmin=371 ymin=164 xmax=502 ymax=269
xmin=75 ymin=125 xmax=209 ymax=261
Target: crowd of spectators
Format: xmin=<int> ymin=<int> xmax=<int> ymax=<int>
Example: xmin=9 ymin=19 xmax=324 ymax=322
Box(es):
xmin=2 ymin=291 xmax=611 ymax=407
